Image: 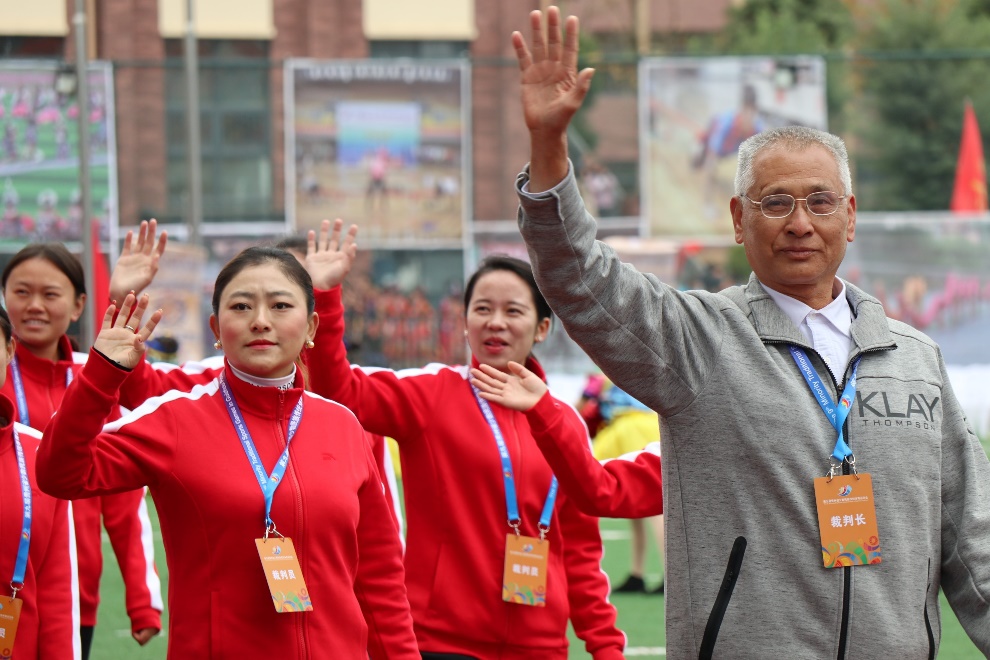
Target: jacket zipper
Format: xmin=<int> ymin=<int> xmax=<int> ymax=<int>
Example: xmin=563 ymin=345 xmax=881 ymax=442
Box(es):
xmin=836 ymin=428 xmax=852 ymax=660
xmin=276 ymin=389 xmax=308 ymax=659
xmin=924 ymin=558 xmax=935 ymax=660
xmin=833 ymin=346 xmax=889 ymax=660
xmin=766 ymin=340 xmax=891 ymax=660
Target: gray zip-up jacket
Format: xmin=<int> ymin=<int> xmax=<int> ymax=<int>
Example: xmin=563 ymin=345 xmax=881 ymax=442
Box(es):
xmin=516 ymin=166 xmax=990 ymax=660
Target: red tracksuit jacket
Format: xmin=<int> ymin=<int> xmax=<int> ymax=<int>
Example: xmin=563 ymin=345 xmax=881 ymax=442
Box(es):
xmin=0 ymin=394 xmax=79 ymax=659
xmin=310 ymin=286 xmax=626 ymax=659
xmin=528 ymin=403 xmax=664 ymax=519
xmin=2 ymin=336 xmax=162 ymax=632
xmin=121 ymin=354 xmax=406 ymax=540
xmin=36 ymin=353 xmax=419 ymax=659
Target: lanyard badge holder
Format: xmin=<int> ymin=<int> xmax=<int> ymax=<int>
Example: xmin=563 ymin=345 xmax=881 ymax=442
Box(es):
xmin=789 ymin=348 xmax=882 ymax=568
xmin=219 ymin=374 xmax=313 ymax=613
xmin=472 ymin=386 xmax=557 ymax=608
xmin=0 ymin=429 xmax=32 ymax=655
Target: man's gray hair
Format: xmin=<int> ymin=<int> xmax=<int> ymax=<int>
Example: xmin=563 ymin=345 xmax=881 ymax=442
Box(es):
xmin=734 ymin=126 xmax=852 ymax=197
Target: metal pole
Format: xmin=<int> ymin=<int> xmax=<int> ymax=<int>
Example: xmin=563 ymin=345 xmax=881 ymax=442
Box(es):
xmin=73 ymin=0 xmax=95 ymax=348
xmin=184 ymin=0 xmax=203 ymax=246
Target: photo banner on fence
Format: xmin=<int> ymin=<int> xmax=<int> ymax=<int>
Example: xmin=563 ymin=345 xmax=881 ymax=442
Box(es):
xmin=0 ymin=61 xmax=118 ymax=249
xmin=286 ymin=60 xmax=469 ymax=248
xmin=639 ymin=56 xmax=827 ymax=238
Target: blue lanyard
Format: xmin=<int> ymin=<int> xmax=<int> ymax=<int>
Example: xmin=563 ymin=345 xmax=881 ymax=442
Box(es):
xmin=471 ymin=385 xmax=558 ymax=536
xmin=10 ymin=355 xmax=74 ymax=428
xmin=789 ymin=346 xmax=861 ymax=463
xmin=219 ymin=373 xmax=303 ymax=533
xmin=11 ymin=427 xmax=32 ymax=597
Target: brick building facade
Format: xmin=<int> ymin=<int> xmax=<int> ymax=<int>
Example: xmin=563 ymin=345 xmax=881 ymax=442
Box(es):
xmin=3 ymin=0 xmax=731 ymax=231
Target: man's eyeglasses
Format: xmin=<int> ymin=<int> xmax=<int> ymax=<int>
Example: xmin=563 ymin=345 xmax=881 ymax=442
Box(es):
xmin=742 ymin=191 xmax=846 ymax=219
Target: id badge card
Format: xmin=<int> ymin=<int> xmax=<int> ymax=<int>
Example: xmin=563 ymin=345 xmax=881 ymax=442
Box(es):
xmin=502 ymin=534 xmax=549 ymax=607
xmin=814 ymin=473 xmax=882 ymax=568
xmin=0 ymin=596 xmax=22 ymax=659
xmin=255 ymin=537 xmax=314 ymax=613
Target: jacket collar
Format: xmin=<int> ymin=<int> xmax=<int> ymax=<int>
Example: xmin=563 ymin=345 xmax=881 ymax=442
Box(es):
xmin=14 ymin=334 xmax=76 ymax=376
xmin=220 ymin=360 xmax=305 ymax=421
xmin=739 ymin=273 xmax=896 ymax=357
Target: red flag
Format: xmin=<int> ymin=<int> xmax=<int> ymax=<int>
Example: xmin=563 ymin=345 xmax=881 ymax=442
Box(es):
xmin=91 ymin=219 xmax=110 ymax=337
xmin=950 ymin=100 xmax=987 ymax=212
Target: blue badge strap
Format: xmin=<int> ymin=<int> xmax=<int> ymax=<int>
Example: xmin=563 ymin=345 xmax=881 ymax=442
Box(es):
xmin=471 ymin=385 xmax=559 ymax=535
xmin=540 ymin=476 xmax=559 ymax=530
xmin=10 ymin=356 xmax=30 ymax=428
xmin=11 ymin=427 xmax=32 ymax=597
xmin=789 ymin=347 xmax=861 ymax=462
xmin=219 ymin=373 xmax=303 ymax=532
xmin=11 ymin=357 xmax=75 ymax=429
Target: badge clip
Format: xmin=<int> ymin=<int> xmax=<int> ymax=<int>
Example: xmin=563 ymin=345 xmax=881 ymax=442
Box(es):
xmin=263 ymin=520 xmax=285 ymax=542
xmin=826 ymin=457 xmax=843 ymax=482
xmin=845 ymin=454 xmax=860 ymax=479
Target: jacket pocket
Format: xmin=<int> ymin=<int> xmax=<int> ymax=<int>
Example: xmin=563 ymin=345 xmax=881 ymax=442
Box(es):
xmin=699 ymin=536 xmax=747 ymax=660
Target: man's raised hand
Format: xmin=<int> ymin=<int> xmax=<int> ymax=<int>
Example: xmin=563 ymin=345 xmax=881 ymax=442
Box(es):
xmin=513 ymin=7 xmax=594 ymax=140
xmin=513 ymin=6 xmax=593 ymax=191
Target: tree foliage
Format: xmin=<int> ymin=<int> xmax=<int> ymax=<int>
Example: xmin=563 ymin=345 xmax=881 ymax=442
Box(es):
xmin=853 ymin=0 xmax=990 ymax=210
xmin=711 ymin=0 xmax=855 ymax=152
xmin=718 ymin=0 xmax=853 ymax=55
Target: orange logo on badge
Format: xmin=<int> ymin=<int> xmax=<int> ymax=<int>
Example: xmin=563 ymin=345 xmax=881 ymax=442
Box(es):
xmin=838 ymin=485 xmax=852 ymax=496
xmin=273 ymin=545 xmax=281 ymax=555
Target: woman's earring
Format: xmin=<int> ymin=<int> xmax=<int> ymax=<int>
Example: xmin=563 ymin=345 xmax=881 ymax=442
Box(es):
xmin=306 ymin=339 xmax=315 ymax=349
xmin=214 ymin=340 xmax=222 ymax=350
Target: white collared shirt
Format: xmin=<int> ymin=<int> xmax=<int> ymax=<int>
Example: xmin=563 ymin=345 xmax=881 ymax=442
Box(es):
xmin=762 ymin=279 xmax=854 ymax=383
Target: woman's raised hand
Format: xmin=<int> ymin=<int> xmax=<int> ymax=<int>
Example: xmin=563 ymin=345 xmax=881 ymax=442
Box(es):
xmin=93 ymin=293 xmax=163 ymax=370
xmin=470 ymin=361 xmax=548 ymax=412
xmin=305 ymin=218 xmax=358 ymax=291
xmin=109 ymin=219 xmax=168 ymax=303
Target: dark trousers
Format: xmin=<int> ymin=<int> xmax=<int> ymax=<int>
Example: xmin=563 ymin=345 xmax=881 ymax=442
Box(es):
xmin=80 ymin=626 xmax=95 ymax=660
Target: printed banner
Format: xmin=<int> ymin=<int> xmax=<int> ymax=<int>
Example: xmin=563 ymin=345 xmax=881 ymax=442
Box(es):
xmin=640 ymin=56 xmax=827 ymax=237
xmin=0 ymin=61 xmax=117 ymax=248
xmin=286 ymin=60 xmax=469 ymax=247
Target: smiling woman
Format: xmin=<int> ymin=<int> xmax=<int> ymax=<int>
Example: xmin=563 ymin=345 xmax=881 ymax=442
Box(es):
xmin=0 ymin=240 xmax=164 ymax=658
xmin=303 ymin=219 xmax=625 ymax=659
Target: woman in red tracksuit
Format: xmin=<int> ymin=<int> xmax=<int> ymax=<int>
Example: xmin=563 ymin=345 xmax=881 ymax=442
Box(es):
xmin=0 ymin=239 xmax=163 ymax=655
xmin=305 ymin=221 xmax=625 ymax=659
xmin=113 ymin=232 xmax=406 ymax=541
xmin=470 ymin=364 xmax=664 ymax=521
xmin=36 ymin=247 xmax=419 ymax=659
xmin=0 ymin=305 xmax=79 ymax=659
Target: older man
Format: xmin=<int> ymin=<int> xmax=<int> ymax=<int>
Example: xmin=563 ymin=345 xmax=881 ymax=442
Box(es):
xmin=508 ymin=7 xmax=990 ymax=659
